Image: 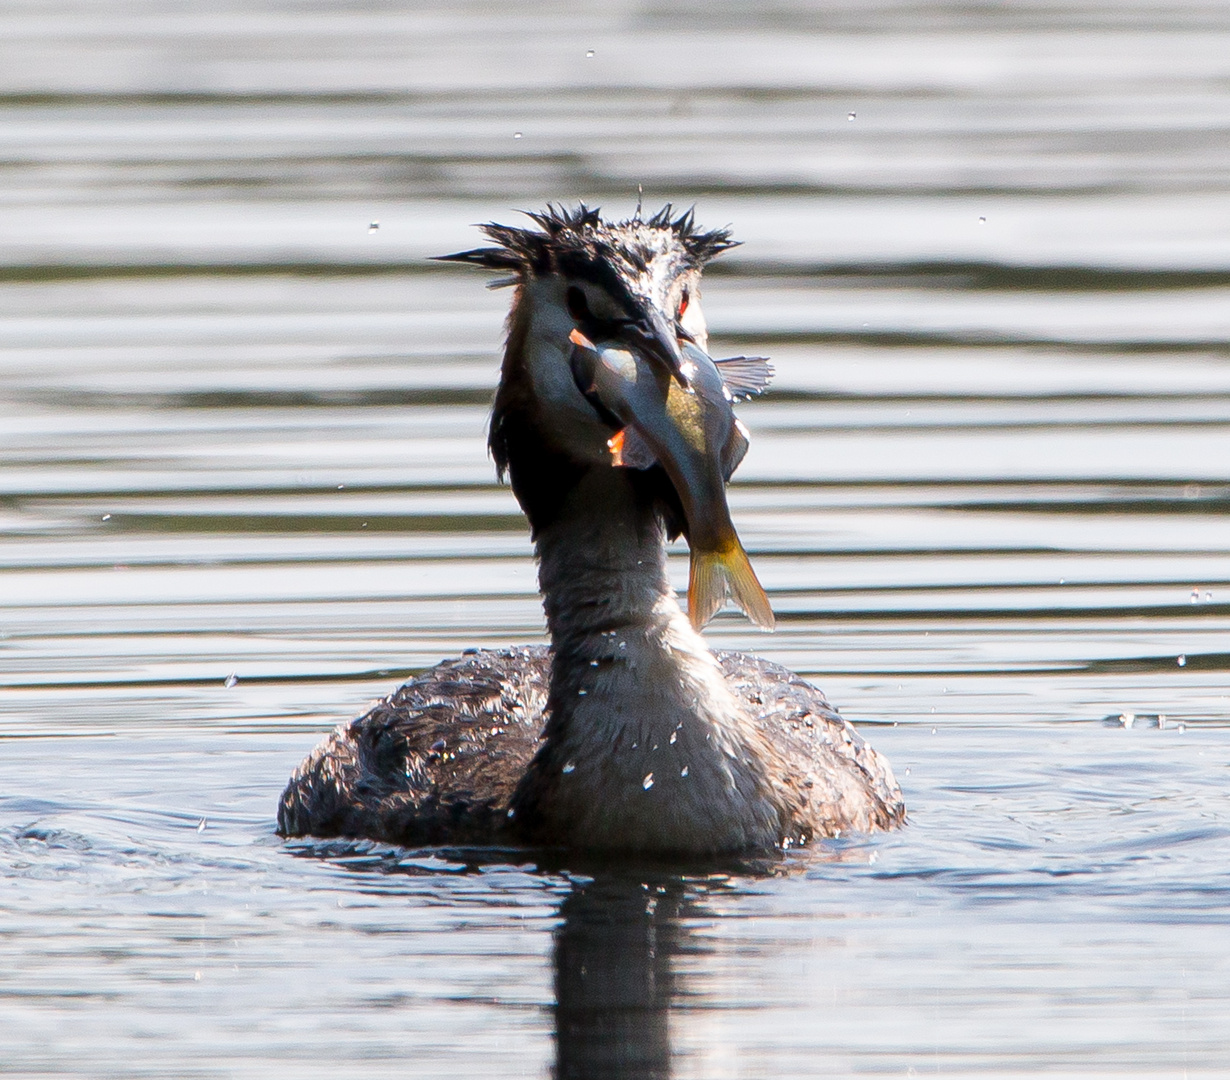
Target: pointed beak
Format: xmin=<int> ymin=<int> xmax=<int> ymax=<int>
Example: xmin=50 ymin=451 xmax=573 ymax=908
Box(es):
xmin=616 ymin=306 xmax=687 ymax=385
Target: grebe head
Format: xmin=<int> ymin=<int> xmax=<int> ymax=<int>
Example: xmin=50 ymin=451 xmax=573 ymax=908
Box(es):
xmin=436 ymin=203 xmax=737 ymax=473
xmin=438 ymin=203 xmax=773 ymax=631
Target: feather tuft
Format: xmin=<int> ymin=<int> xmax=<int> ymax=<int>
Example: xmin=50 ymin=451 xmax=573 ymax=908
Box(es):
xmin=435 ymin=203 xmax=739 ymax=285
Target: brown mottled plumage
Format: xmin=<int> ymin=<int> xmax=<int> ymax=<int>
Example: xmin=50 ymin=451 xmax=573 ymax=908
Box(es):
xmin=278 ymin=648 xmax=547 ymax=845
xmin=278 ymin=204 xmax=905 ymax=855
xmin=277 ymin=647 xmax=900 ymax=846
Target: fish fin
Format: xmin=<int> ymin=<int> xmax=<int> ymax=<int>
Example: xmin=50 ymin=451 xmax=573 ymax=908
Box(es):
xmin=721 ymin=417 xmax=750 ymax=480
xmin=607 ymin=428 xmax=626 ymax=466
xmin=688 ymin=537 xmax=775 ymax=631
xmin=714 ymin=356 xmax=774 ymax=400
xmin=608 ymin=426 xmax=658 ymax=469
xmin=614 ymin=426 xmax=657 ymax=469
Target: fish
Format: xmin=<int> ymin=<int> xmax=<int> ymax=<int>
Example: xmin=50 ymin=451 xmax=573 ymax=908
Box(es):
xmin=569 ymin=330 xmax=775 ymax=631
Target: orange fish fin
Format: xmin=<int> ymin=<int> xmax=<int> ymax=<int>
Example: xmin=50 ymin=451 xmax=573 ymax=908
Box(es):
xmin=607 ymin=427 xmax=657 ymax=470
xmin=607 ymin=428 xmax=626 ymax=466
xmin=687 ymin=537 xmax=775 ymax=631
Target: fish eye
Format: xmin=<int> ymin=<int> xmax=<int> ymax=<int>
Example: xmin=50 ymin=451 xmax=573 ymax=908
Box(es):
xmin=566 ymin=286 xmax=591 ymax=322
xmin=678 ymin=288 xmax=690 ymax=319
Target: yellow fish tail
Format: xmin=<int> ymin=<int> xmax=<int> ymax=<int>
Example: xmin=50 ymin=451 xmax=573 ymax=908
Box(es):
xmin=687 ymin=537 xmax=775 ymax=631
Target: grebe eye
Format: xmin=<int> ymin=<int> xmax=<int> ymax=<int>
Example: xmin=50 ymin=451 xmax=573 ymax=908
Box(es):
xmin=678 ymin=289 xmax=690 ymax=319
xmin=566 ymin=286 xmax=591 ymax=322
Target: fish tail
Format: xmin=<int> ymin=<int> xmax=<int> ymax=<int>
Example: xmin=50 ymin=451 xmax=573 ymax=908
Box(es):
xmin=687 ymin=536 xmax=775 ymax=631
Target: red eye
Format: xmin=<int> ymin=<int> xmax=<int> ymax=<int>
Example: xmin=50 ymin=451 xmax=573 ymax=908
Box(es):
xmin=678 ymin=290 xmax=689 ymax=319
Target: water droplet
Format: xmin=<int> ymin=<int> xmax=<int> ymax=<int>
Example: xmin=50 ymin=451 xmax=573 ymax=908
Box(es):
xmin=931 ymin=727 xmax=937 ymax=734
xmin=193 ymin=971 xmax=201 ymax=981
xmin=1120 ymin=712 xmax=1135 ymax=728
xmin=868 ymin=851 xmax=879 ymax=864
xmin=669 ymin=731 xmax=677 ymax=744
xmin=562 ymin=762 xmax=576 ymax=774
xmin=430 ymin=738 xmax=446 ymax=753
xmin=847 ymin=111 xmax=856 ymax=121
xmin=1177 ymin=722 xmax=1186 ymax=733
xmin=642 ymin=772 xmax=654 ymax=790
xmin=978 ymin=215 xmax=987 ymax=224
xmin=197 ymin=818 xmax=207 ymax=832
xmin=1205 ymin=591 xmax=1213 ymax=602
xmin=680 ymin=765 xmax=689 ymax=777
xmin=585 ymin=49 xmax=595 ymax=57
xmin=578 ymin=688 xmax=587 ymax=696
xmin=101 ymin=513 xmax=111 ymax=521
xmin=1191 ymin=588 xmax=1200 ymax=603
xmin=589 ymin=659 xmax=599 ymax=667
xmin=929 ymin=706 xmax=935 ymax=713
xmin=513 ymin=131 xmax=523 ymax=139
xmin=224 ymin=673 xmax=238 ymax=688
xmin=368 ymin=220 xmax=379 ymax=232
xmin=1178 ymin=654 xmax=1187 ymax=667
xmin=506 ymin=807 xmax=516 ymax=818
xmin=337 ymin=483 xmax=344 ymax=490
xmin=619 ymin=641 xmax=626 ymax=650
xmin=904 ymin=767 xmax=911 ymax=775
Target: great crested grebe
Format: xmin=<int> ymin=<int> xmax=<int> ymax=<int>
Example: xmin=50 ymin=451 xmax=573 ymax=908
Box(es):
xmin=277 ymin=204 xmax=904 ymax=855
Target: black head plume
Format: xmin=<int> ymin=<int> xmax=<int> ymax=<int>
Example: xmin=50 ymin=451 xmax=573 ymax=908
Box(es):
xmin=433 ymin=202 xmax=739 ymax=287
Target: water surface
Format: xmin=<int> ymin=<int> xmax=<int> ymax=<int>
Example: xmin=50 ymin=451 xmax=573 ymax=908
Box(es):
xmin=3 ymin=2 xmax=1230 ymax=1076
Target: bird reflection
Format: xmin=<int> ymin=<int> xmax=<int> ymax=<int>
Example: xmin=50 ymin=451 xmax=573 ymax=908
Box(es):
xmin=297 ymin=842 xmax=728 ymax=1078
xmin=553 ymin=872 xmax=689 ymax=1080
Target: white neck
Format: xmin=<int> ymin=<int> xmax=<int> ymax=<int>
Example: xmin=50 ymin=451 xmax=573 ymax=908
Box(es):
xmin=512 ymin=466 xmax=790 ymax=853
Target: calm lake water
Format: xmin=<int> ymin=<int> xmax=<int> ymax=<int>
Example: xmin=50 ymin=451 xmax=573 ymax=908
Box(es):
xmin=4 ymin=2 xmax=1230 ymax=1076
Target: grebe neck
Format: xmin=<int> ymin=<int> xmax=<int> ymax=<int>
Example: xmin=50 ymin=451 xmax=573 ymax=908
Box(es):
xmin=512 ymin=467 xmax=795 ymax=853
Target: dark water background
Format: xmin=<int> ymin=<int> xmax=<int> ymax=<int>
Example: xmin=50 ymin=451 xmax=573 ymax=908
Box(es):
xmin=3 ymin=2 xmax=1230 ymax=1075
